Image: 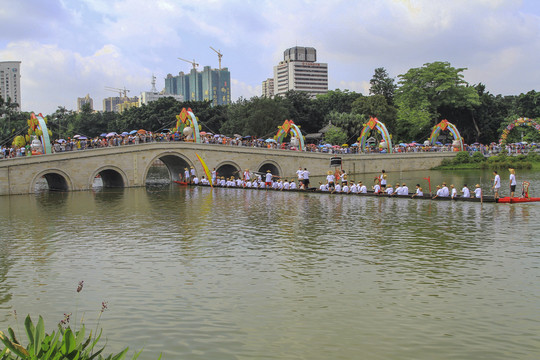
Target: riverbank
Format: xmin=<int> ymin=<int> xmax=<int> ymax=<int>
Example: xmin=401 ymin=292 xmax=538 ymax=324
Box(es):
xmin=433 ymin=151 xmax=540 ymax=170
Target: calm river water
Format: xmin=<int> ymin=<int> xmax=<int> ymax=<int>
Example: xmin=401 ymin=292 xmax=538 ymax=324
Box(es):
xmin=1 ymin=169 xmax=539 ymax=360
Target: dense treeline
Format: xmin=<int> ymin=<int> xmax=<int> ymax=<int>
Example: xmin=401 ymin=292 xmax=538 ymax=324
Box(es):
xmin=1 ymin=61 xmax=539 ymax=147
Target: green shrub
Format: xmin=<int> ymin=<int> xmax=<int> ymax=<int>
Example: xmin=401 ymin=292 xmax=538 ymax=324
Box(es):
xmin=453 ymin=151 xmax=470 ymax=164
xmin=471 ymin=151 xmax=486 ymax=163
xmin=0 ymin=315 xmax=143 ymax=360
xmin=527 ymin=152 xmax=540 ymax=162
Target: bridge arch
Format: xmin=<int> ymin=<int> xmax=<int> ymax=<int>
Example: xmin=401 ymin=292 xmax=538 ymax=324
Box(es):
xmin=256 ymin=160 xmax=282 ymax=177
xmin=90 ymin=166 xmax=129 ymax=188
xmin=215 ymin=161 xmax=241 ymax=179
xmin=30 ymin=169 xmax=73 ymax=193
xmin=144 ymin=152 xmax=195 ymax=183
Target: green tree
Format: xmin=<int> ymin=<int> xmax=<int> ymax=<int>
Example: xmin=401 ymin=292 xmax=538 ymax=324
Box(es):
xmin=221 ymin=96 xmax=288 ymax=138
xmin=369 ymin=67 xmax=397 ymax=104
xmin=323 ymin=125 xmax=348 ymax=145
xmin=512 ymin=90 xmax=540 ymax=118
xmin=351 ymin=94 xmax=397 ymax=134
xmin=326 ymin=111 xmax=366 ymax=143
xmin=395 ymin=61 xmax=480 ymax=141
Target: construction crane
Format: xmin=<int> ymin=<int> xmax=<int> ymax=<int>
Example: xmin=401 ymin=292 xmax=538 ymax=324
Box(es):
xmin=104 ymin=86 xmax=130 ymax=98
xmin=178 ymin=57 xmax=199 ymax=70
xmin=209 ymin=46 xmax=223 ymax=70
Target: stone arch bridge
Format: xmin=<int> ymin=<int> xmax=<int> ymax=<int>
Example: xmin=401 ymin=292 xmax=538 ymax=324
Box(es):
xmin=0 ymin=142 xmax=455 ymax=195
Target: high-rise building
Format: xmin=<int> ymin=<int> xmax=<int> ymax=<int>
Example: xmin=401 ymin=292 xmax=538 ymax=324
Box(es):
xmin=77 ymin=94 xmax=94 ymax=112
xmin=103 ymin=96 xmax=139 ymax=113
xmin=165 ymin=66 xmax=231 ymax=106
xmin=262 ymin=78 xmax=274 ymax=98
xmin=272 ymin=46 xmax=328 ymax=98
xmin=0 ymin=61 xmax=21 ymax=109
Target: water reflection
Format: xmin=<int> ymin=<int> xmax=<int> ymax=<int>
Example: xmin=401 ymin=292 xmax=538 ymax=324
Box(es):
xmin=0 ymin=174 xmax=539 ymax=360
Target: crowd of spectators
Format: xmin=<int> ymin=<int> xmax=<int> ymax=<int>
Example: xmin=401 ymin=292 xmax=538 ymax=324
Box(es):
xmin=1 ymin=130 xmax=538 ymax=159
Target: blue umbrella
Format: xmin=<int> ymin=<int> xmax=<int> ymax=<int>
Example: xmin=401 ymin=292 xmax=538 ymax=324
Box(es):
xmin=265 ymin=138 xmax=276 ymax=143
xmin=129 ymin=130 xmax=138 ymax=135
xmin=435 ymin=141 xmax=443 ymax=145
xmin=100 ymin=133 xmax=107 ymax=137
xmin=121 ymin=132 xmax=129 ymax=135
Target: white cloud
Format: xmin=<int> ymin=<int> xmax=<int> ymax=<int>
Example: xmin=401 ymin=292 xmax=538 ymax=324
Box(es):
xmin=231 ymin=78 xmax=260 ymax=100
xmin=1 ymin=0 xmax=539 ymax=113
xmin=0 ymin=41 xmax=151 ymax=113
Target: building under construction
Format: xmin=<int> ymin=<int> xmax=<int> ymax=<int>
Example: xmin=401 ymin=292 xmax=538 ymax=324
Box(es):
xmin=165 ymin=64 xmax=231 ymax=106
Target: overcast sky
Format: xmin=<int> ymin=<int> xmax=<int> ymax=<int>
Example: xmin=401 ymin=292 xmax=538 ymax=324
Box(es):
xmin=1 ymin=0 xmax=539 ymax=114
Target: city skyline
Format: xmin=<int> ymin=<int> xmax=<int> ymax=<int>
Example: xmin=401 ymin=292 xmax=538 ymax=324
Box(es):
xmin=0 ymin=0 xmax=539 ymax=115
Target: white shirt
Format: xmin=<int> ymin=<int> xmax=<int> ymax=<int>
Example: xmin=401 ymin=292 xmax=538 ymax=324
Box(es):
xmin=373 ymin=184 xmax=381 ymax=193
xmin=265 ymin=173 xmax=273 ymax=182
xmin=494 ymin=174 xmax=501 ymax=188
xmin=386 ymin=187 xmax=393 ymax=195
xmin=290 ymin=182 xmax=297 ymax=190
xmin=334 ymin=184 xmax=342 ymax=193
xmin=462 ymin=187 xmax=470 ymax=198
xmin=350 ymin=184 xmax=358 ymax=193
xmin=395 ymin=186 xmax=403 ymax=195
xmin=359 ymin=185 xmax=367 ymax=193
xmin=474 ymin=187 xmax=482 ymax=198
xmin=283 ymin=182 xmax=290 ymax=190
xmin=451 ymin=188 xmax=457 ymax=198
xmin=327 ymin=174 xmax=335 ymax=183
xmin=342 ymin=185 xmax=349 ymax=193
xmin=440 ymin=186 xmax=449 ymax=197
xmin=416 ymin=188 xmax=423 ymax=196
xmin=296 ymin=169 xmax=303 ymax=180
xmin=303 ymin=170 xmax=310 ymax=179
xmin=193 ymin=177 xmax=199 ymax=184
xmin=401 ymin=186 xmax=409 ymax=195
xmin=509 ymin=173 xmax=516 ymax=186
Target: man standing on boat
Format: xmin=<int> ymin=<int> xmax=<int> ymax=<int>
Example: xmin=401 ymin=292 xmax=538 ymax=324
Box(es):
xmin=509 ymin=168 xmax=517 ymax=198
xmin=379 ymin=170 xmax=387 ymax=190
xmin=492 ymin=171 xmax=501 ymax=199
xmin=303 ymin=168 xmax=310 ymax=189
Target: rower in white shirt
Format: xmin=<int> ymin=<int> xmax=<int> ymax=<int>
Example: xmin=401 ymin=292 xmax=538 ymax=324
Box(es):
xmin=359 ymin=182 xmax=367 ymax=193
xmin=461 ymin=184 xmax=471 ymax=198
xmin=440 ymin=183 xmax=450 ymax=197
xmin=401 ymin=183 xmax=409 ymax=195
xmin=474 ymin=184 xmax=482 ymax=198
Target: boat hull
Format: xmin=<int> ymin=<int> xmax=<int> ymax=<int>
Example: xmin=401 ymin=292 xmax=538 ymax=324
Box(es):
xmin=497 ymin=197 xmax=540 ymax=203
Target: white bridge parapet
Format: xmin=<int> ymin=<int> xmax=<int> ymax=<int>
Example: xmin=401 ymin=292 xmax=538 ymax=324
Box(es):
xmin=0 ymin=142 xmax=456 ymax=195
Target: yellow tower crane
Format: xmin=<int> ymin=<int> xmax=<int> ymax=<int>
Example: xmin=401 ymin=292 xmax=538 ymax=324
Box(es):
xmin=209 ymin=46 xmax=223 ymax=70
xmin=178 ymin=57 xmax=199 ymax=70
xmin=104 ymin=86 xmax=130 ymax=98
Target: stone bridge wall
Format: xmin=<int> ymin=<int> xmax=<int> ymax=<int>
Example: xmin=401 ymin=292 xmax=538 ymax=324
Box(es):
xmin=0 ymin=142 xmax=456 ymax=195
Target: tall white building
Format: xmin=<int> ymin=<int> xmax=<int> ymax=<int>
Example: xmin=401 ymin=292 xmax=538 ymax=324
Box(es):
xmin=0 ymin=61 xmax=21 ymax=109
xmin=272 ymin=47 xmax=328 ymax=98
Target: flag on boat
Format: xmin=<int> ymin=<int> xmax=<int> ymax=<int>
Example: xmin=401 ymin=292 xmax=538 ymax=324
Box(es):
xmin=196 ymin=153 xmax=213 ymax=188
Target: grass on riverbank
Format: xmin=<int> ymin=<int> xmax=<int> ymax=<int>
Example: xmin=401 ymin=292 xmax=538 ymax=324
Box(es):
xmin=434 ymin=151 xmax=540 ymax=170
